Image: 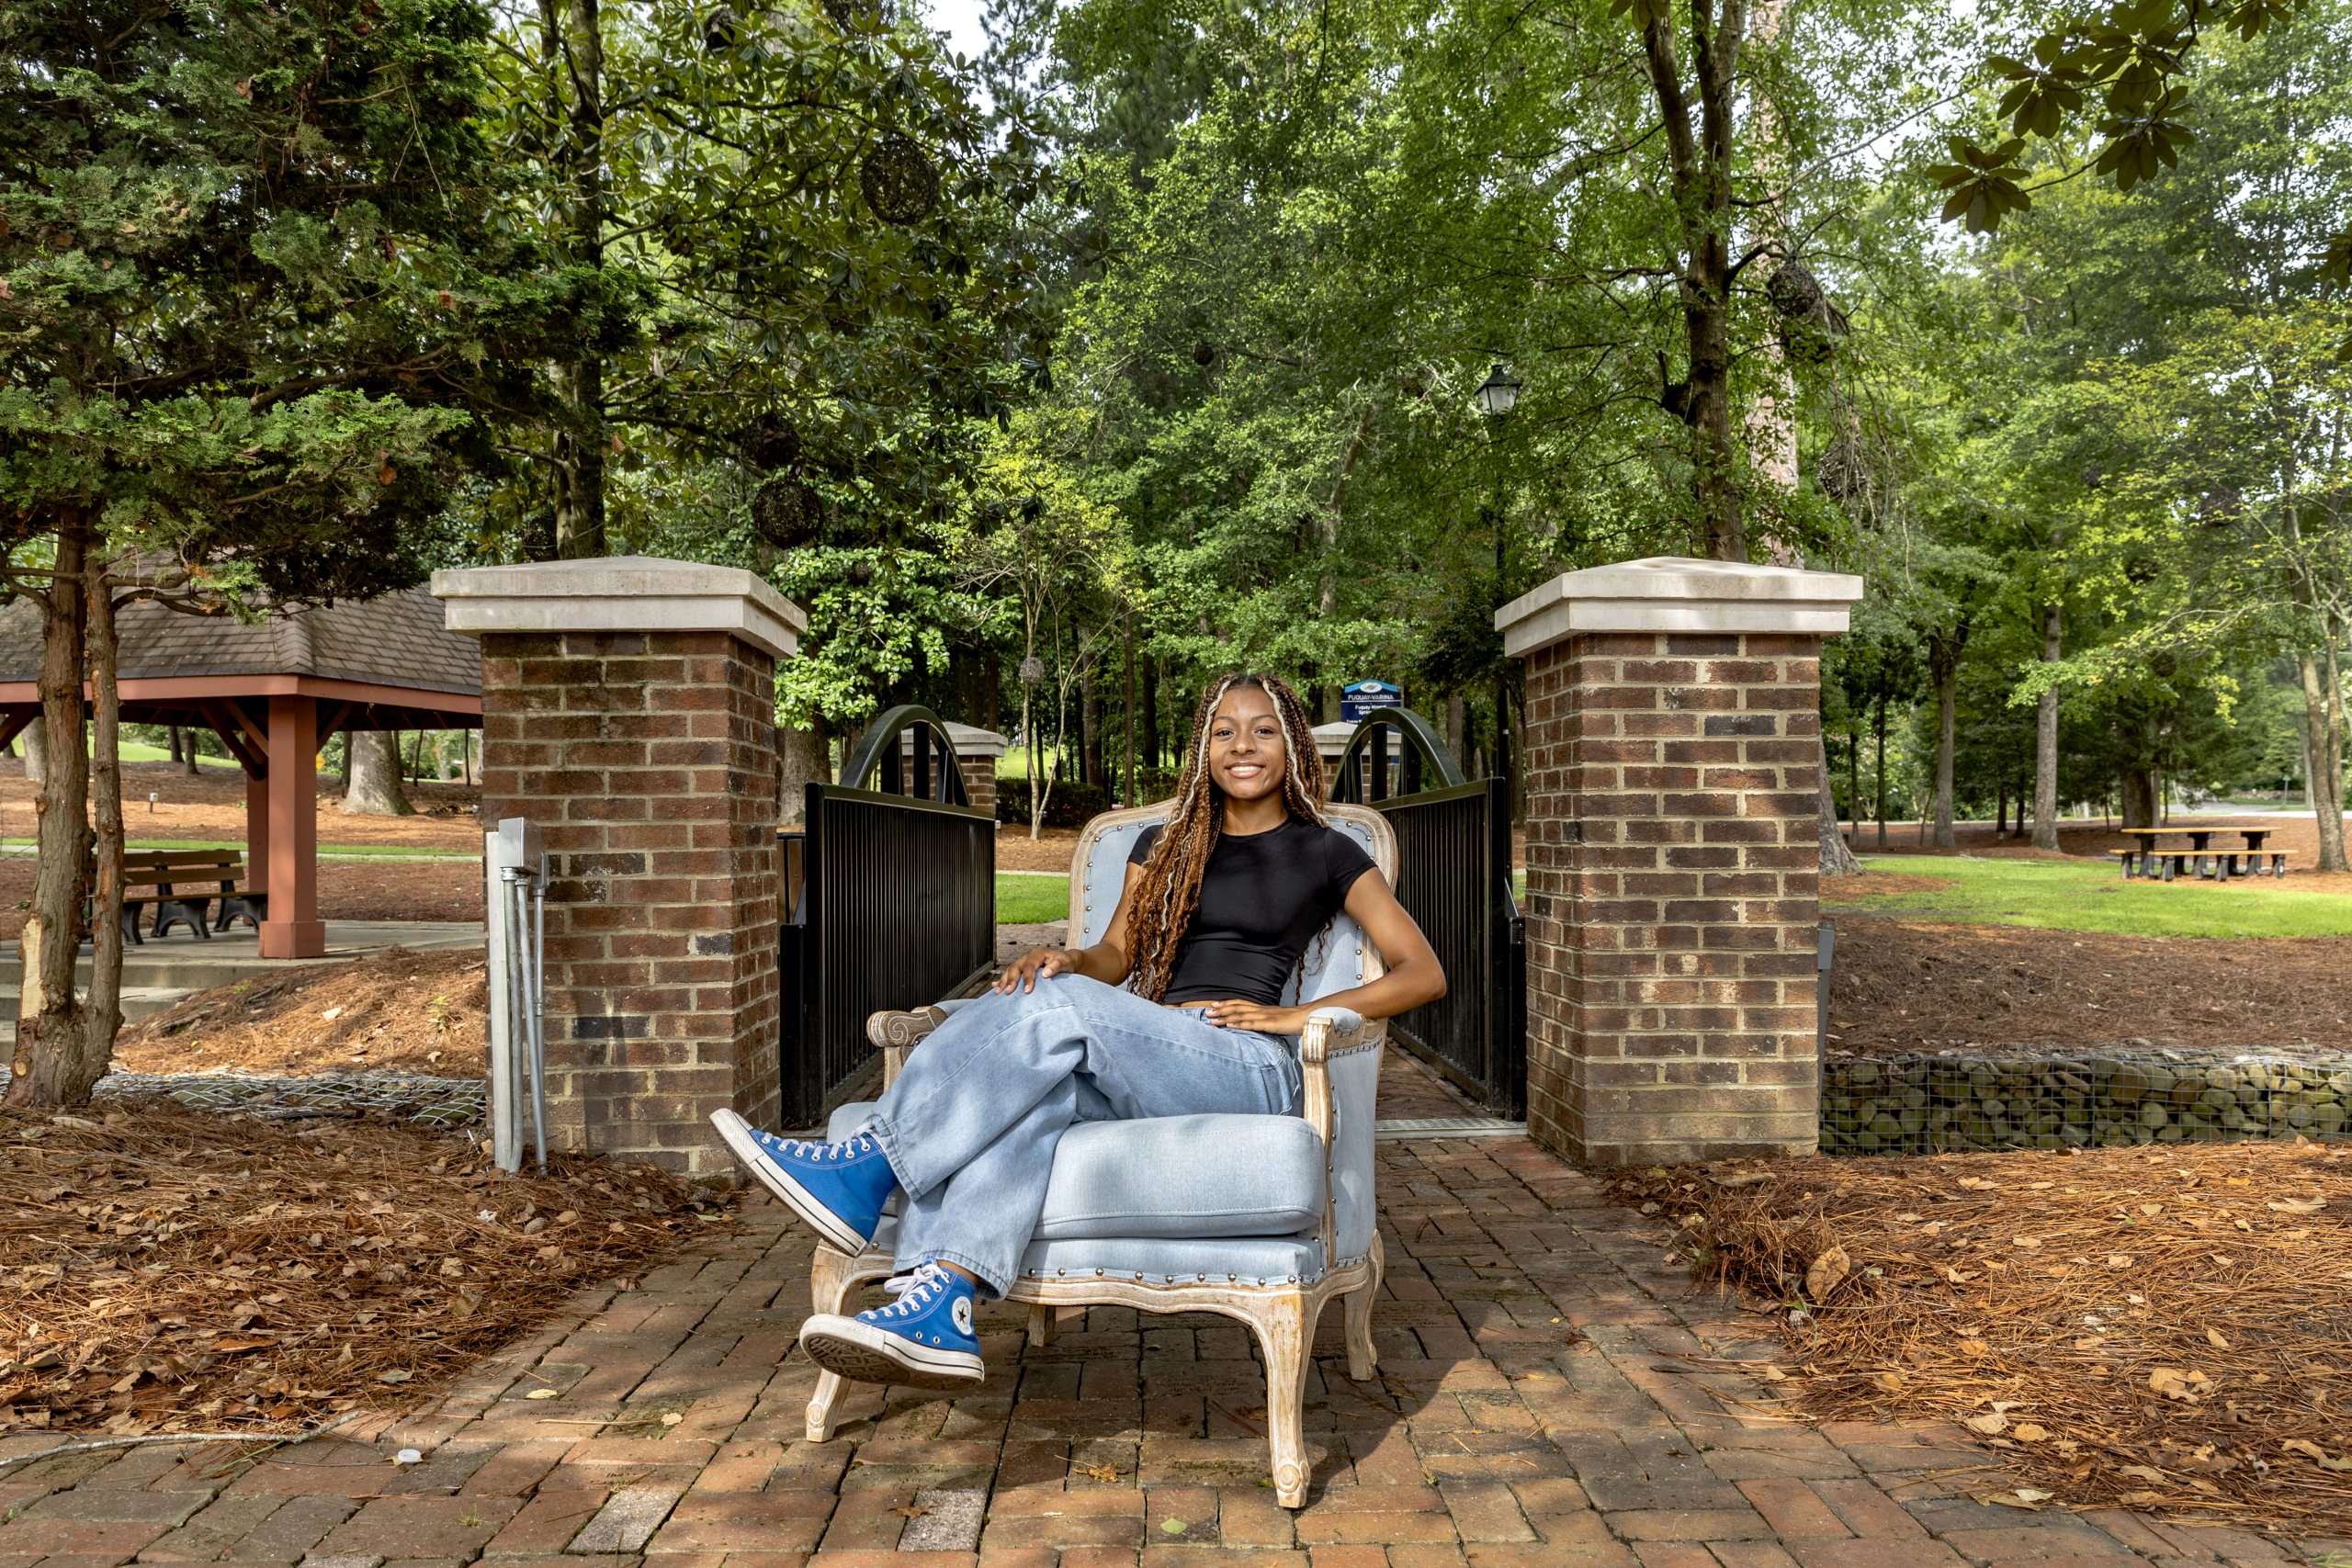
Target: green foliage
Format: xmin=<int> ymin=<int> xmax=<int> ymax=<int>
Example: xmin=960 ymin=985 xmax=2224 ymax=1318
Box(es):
xmin=0 ymin=0 xmax=557 ymax=594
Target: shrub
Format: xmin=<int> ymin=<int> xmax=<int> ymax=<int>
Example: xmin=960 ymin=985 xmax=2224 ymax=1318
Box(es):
xmin=996 ymin=779 xmax=1113 ymax=828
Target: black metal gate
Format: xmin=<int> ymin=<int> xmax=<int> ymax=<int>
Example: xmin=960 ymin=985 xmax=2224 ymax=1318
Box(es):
xmin=777 ymin=706 xmax=995 ymax=1126
xmin=1329 ymin=709 xmax=1525 ymax=1117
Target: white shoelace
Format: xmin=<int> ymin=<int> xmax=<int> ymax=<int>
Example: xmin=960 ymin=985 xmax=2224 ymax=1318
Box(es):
xmin=773 ymin=1130 xmax=878 ymax=1162
xmin=876 ymin=1261 xmax=956 ymax=1317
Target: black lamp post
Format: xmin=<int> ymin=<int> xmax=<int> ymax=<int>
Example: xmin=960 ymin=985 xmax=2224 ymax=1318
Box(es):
xmin=1476 ymin=362 xmax=1521 ymax=784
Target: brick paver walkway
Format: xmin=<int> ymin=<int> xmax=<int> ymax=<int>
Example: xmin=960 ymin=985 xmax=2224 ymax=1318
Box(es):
xmin=2 ymin=1057 xmax=2337 ymax=1568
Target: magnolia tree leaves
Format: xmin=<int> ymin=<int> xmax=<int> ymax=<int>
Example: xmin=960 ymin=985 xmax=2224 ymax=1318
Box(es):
xmin=1933 ymin=0 xmax=2339 ymax=284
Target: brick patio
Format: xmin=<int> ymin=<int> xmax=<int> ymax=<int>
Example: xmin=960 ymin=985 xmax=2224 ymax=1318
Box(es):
xmin=1 ymin=1057 xmax=2337 ymax=1568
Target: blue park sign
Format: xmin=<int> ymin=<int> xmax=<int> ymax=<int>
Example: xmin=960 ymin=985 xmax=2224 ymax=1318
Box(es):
xmin=1340 ymin=680 xmax=1402 ymax=723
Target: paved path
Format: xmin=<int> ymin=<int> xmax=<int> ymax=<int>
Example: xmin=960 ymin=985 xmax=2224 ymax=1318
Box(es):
xmin=2 ymin=1058 xmax=2337 ymax=1568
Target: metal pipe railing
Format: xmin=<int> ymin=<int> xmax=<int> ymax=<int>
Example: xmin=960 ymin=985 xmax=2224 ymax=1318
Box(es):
xmin=485 ymin=817 xmax=548 ymax=1173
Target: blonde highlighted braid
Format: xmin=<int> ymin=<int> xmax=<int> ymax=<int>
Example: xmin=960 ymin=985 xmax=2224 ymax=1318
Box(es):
xmin=1123 ymin=671 xmax=1329 ymax=1003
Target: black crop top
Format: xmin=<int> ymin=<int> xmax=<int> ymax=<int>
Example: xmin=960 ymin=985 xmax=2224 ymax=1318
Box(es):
xmin=1127 ymin=816 xmax=1377 ymax=1007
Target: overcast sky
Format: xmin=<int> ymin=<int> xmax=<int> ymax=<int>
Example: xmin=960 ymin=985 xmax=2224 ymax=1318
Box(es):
xmin=916 ymin=0 xmax=992 ymax=64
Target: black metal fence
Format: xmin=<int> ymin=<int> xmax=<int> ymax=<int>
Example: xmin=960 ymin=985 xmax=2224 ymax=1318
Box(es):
xmin=1331 ymin=709 xmax=1526 ymax=1117
xmin=776 ymin=706 xmax=995 ymax=1126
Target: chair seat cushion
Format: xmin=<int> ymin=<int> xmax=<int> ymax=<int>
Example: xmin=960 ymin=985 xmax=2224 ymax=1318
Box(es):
xmin=829 ymin=1103 xmax=1324 ymax=1241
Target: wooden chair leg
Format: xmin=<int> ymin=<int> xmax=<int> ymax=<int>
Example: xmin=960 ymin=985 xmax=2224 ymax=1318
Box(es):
xmin=806 ymin=1243 xmax=861 ymax=1442
xmin=1026 ymin=1303 xmax=1057 ymax=1348
xmin=1343 ymin=1234 xmax=1383 ymax=1382
xmin=1251 ymin=1291 xmax=1313 ymax=1508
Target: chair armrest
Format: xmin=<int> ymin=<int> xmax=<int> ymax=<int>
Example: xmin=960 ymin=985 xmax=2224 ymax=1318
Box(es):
xmin=865 ymin=1004 xmax=951 ymax=1089
xmin=1297 ymin=1007 xmax=1385 ymax=1268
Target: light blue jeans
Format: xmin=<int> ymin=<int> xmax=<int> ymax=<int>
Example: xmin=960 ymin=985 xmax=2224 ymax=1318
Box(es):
xmin=862 ymin=974 xmax=1303 ymax=1296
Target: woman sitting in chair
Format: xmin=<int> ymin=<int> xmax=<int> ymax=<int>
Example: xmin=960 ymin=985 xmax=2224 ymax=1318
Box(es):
xmin=714 ymin=671 xmax=1446 ymax=1389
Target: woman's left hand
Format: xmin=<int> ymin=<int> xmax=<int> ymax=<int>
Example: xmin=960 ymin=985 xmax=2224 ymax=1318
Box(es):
xmin=1196 ymin=999 xmax=1312 ymax=1034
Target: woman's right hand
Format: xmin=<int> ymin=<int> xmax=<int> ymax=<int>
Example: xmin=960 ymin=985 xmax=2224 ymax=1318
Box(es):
xmin=995 ymin=946 xmax=1080 ymax=994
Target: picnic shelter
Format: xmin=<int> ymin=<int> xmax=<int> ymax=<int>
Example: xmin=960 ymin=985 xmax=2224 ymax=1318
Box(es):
xmin=0 ymin=585 xmax=482 ymax=958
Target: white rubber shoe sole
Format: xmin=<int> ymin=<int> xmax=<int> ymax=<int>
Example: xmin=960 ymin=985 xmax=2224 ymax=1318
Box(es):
xmin=709 ymin=1108 xmax=871 ymax=1255
xmin=799 ymin=1312 xmax=985 ymax=1390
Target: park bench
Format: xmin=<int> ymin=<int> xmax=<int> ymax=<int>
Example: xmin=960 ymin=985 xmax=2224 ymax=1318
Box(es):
xmin=107 ymin=850 xmax=266 ymax=942
xmin=803 ymin=799 xmax=1396 ymax=1508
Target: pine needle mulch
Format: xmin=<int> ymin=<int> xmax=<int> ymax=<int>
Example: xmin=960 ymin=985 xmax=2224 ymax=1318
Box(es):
xmin=1611 ymin=1140 xmax=2352 ymax=1527
xmin=0 ymin=1098 xmax=728 ymax=1438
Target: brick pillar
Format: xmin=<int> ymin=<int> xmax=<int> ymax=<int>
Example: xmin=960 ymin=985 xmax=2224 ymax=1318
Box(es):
xmin=944 ymin=722 xmax=1007 ymax=817
xmin=433 ymin=558 xmax=807 ymax=1177
xmin=1498 ymin=558 xmax=1864 ymax=1166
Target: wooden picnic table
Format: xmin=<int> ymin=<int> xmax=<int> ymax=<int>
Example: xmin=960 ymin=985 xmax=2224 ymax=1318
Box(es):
xmin=2119 ymin=825 xmax=2287 ymax=881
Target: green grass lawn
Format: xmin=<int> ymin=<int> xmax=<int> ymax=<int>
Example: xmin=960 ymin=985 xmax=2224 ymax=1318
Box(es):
xmin=997 ymin=870 xmax=1067 ymax=924
xmin=1826 ymin=853 xmax=2352 ymax=940
xmin=1502 ymin=856 xmax=2346 ymax=939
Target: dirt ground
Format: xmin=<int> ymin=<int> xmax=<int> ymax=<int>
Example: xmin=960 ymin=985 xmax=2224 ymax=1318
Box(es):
xmin=0 ymin=757 xmax=482 ymax=851
xmin=116 ymin=948 xmax=488 ymax=1077
xmin=1826 ymin=916 xmax=2352 ymax=1056
xmin=1611 ymin=1141 xmax=2352 ymax=1524
xmin=0 ymin=1100 xmax=722 ymax=1436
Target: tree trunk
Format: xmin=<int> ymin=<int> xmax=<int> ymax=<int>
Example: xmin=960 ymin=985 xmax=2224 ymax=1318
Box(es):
xmin=22 ymin=712 xmax=46 ymax=782
xmin=8 ymin=516 xmax=96 ymax=1108
xmin=1817 ymin=764 xmax=1862 ymax=874
xmin=80 ymin=558 xmax=127 ymax=1096
xmin=2030 ymin=601 xmax=2062 ymax=850
xmin=543 ymin=0 xmax=606 ymax=558
xmin=2120 ymin=767 xmax=2158 ymax=831
xmin=1996 ymin=782 xmax=2007 ymax=839
xmin=1928 ymin=634 xmax=1962 ymax=852
xmin=1872 ymin=704 xmax=1889 ymax=850
xmin=777 ymin=714 xmax=831 ymax=828
xmin=2301 ymin=643 xmax=2347 ymax=872
xmin=342 ymin=730 xmax=415 ymax=816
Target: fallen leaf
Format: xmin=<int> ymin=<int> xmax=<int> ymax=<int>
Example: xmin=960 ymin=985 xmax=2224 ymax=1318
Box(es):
xmin=2118 ymin=1465 xmax=2165 ymax=1483
xmin=660 ymin=1413 xmax=684 ymax=1427
xmin=2012 ymin=1423 xmax=2048 ymax=1442
xmin=2268 ymin=1198 xmax=2324 ymax=1213
xmin=1804 ymin=1246 xmax=1851 ymax=1302
xmin=377 ymin=1369 xmax=413 ymax=1384
xmin=1075 ymin=1462 xmax=1123 ymax=1483
xmin=894 ymin=1505 xmax=932 ymax=1520
xmin=2147 ymin=1367 xmax=2212 ymax=1402
xmin=2011 ymin=1235 xmax=2041 ymax=1249
xmin=209 ymin=1336 xmax=277 ymax=1353
xmin=2206 ymin=1328 xmax=2231 ymax=1350
xmin=1160 ymin=1519 xmax=1188 ymax=1535
xmin=1964 ymin=1412 xmax=2008 ymax=1436
xmin=1956 ymin=1339 xmax=1991 ymax=1358
xmin=2009 ymin=1487 xmax=2052 ymax=1504
xmin=526 ymin=1388 xmax=559 ymax=1401
xmin=1871 ymin=1371 xmax=1903 ymax=1393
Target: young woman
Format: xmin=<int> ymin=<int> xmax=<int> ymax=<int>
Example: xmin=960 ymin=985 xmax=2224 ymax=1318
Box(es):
xmin=714 ymin=672 xmax=1445 ymax=1389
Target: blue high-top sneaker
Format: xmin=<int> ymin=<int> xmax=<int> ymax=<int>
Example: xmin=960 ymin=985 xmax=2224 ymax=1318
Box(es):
xmin=798 ymin=1261 xmax=985 ymax=1390
xmin=710 ymin=1108 xmax=899 ymax=1255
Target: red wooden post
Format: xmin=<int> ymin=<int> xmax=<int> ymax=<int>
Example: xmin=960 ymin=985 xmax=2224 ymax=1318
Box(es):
xmin=243 ymin=766 xmax=269 ymax=911
xmin=259 ymin=694 xmax=322 ymax=957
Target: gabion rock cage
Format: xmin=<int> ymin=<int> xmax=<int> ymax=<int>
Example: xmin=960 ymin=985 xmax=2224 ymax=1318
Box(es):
xmin=1821 ymin=1050 xmax=2352 ymax=1156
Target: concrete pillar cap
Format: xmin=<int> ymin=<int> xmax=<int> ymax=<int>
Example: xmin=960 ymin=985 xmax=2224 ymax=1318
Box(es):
xmin=431 ymin=556 xmax=808 ymax=660
xmin=944 ymin=721 xmax=1010 ymax=759
xmin=1495 ymin=556 xmax=1864 ymax=657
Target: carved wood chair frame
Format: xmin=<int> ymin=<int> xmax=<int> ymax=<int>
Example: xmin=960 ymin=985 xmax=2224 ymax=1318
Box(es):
xmin=801 ymin=800 xmax=1396 ymax=1507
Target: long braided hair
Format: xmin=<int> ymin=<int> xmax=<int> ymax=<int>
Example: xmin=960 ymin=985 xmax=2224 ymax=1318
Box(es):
xmin=1124 ymin=671 xmax=1329 ymax=1003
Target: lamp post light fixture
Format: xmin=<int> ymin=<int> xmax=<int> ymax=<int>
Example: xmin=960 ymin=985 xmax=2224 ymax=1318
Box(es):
xmin=1474 ymin=360 xmax=1521 ymax=794
xmin=1474 ymin=361 xmax=1522 ymax=418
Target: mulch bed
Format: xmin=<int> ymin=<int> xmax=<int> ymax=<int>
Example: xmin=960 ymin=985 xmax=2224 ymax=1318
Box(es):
xmin=1826 ymin=918 xmax=2352 ymax=1056
xmin=116 ymin=948 xmax=489 ymax=1078
xmin=0 ymin=1100 xmax=725 ymax=1438
xmin=1613 ymin=1142 xmax=2352 ymax=1525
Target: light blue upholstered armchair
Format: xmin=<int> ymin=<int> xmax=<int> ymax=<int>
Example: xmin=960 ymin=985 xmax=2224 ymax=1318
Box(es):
xmin=803 ymin=800 xmax=1396 ymax=1507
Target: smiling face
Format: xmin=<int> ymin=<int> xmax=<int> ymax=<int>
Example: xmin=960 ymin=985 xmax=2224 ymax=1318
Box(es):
xmin=1204 ymin=682 xmax=1288 ymax=805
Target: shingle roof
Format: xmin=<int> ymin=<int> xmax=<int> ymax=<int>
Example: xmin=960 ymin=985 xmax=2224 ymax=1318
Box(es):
xmin=0 ymin=584 xmax=481 ymax=699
